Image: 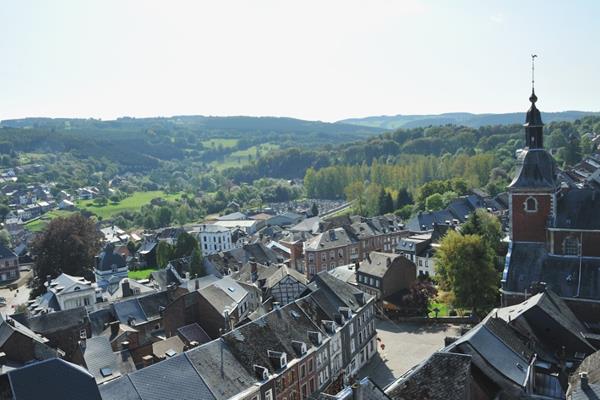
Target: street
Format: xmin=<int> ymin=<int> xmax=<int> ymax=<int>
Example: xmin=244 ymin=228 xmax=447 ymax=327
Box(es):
xmin=0 ymin=270 xmax=32 ymax=317
xmin=358 ymin=319 xmax=465 ymax=389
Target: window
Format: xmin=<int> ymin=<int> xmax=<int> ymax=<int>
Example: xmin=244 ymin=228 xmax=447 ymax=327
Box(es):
xmin=524 ymin=196 xmax=538 ymax=213
xmin=308 ymin=254 xmax=314 ymax=262
xmin=350 ymin=338 xmax=356 ymax=353
xmin=564 ymin=237 xmax=580 ymax=256
xmin=338 ymin=249 xmax=344 ymax=258
xmin=301 ymin=384 xmax=307 ymax=399
xmin=349 ymin=323 xmax=354 ymax=335
xmin=265 ymin=389 xmax=274 ymax=400
xmin=375 ymin=280 xmax=380 ymax=288
xmin=300 ymin=363 xmax=306 ymax=378
xmin=321 ymin=253 xmax=327 ymax=261
xmin=309 ymin=378 xmax=315 ymax=393
xmin=308 ymin=358 xmax=314 ymax=373
xmin=329 ymin=250 xmax=335 ymax=260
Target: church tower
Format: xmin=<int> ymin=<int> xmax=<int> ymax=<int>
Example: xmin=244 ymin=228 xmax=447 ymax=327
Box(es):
xmin=508 ymin=85 xmax=559 ymax=242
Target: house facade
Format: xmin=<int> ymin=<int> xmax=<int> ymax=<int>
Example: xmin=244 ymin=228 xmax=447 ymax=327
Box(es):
xmin=0 ymin=243 xmax=19 ymax=283
xmin=192 ymin=224 xmax=234 ymax=255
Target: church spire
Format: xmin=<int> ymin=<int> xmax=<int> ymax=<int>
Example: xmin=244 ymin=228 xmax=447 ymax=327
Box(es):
xmin=524 ymin=54 xmax=543 ymax=149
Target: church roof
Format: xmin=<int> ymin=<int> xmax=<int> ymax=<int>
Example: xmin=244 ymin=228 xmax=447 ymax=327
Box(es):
xmin=553 ymin=188 xmax=600 ymax=230
xmin=508 ymin=149 xmax=559 ymax=190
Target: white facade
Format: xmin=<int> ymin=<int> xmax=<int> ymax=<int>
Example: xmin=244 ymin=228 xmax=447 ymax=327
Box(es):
xmin=193 ymin=224 xmax=234 ymax=255
xmin=47 ymin=273 xmax=96 ymax=310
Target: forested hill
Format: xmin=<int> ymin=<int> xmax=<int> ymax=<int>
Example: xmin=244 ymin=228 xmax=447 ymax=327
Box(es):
xmin=0 ymin=116 xmax=383 ymax=170
xmin=338 ymin=111 xmax=600 ymax=129
xmin=0 ymin=115 xmax=383 ymax=139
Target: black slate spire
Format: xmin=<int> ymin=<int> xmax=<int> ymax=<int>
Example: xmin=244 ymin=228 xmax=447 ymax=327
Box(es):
xmin=524 ymin=55 xmax=543 ymax=149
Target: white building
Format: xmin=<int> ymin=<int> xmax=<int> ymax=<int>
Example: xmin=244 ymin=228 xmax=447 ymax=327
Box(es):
xmin=49 ymin=274 xmax=96 ymax=310
xmin=192 ymin=224 xmax=234 ymax=255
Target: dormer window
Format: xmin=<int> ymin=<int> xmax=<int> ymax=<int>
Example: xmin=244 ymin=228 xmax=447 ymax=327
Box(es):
xmin=524 ymin=197 xmax=538 ymax=213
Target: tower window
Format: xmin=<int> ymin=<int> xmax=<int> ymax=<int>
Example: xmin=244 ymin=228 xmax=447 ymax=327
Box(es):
xmin=524 ymin=197 xmax=538 ymax=213
xmin=563 ymin=237 xmax=580 ymax=256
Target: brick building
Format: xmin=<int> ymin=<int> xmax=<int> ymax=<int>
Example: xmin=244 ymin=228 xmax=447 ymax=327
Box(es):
xmin=502 ymin=87 xmax=600 ymax=317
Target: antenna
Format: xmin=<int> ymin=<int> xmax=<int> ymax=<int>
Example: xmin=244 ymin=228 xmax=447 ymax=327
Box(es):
xmin=531 ymin=54 xmax=538 ymax=91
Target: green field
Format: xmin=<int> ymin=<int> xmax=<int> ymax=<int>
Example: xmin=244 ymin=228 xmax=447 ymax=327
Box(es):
xmin=24 ymin=210 xmax=75 ymax=232
xmin=128 ymin=267 xmax=159 ymax=280
xmin=211 ymin=143 xmax=280 ymax=170
xmin=202 ymin=138 xmax=238 ymax=149
xmin=76 ymin=191 xmax=180 ymax=220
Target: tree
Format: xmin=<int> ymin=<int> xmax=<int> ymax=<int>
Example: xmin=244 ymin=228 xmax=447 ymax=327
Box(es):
xmin=435 ymin=231 xmax=499 ymax=316
xmin=344 ymin=181 xmax=366 ymax=215
xmin=156 ymin=207 xmax=173 ymax=227
xmin=31 ymin=214 xmax=102 ymax=297
xmin=460 ymin=209 xmax=503 ymax=253
xmin=395 ymin=188 xmax=413 ymax=210
xmin=401 ymin=279 xmax=438 ymax=316
xmin=384 ymin=191 xmax=394 ymax=215
xmin=311 ymin=202 xmax=319 ymax=217
xmin=0 ymin=229 xmax=11 ymax=247
xmin=173 ymin=232 xmax=199 ymax=259
xmin=190 ymin=248 xmax=205 ymax=278
xmin=425 ymin=193 xmax=444 ymax=211
xmin=156 ymin=241 xmax=174 ymax=268
xmin=126 ymin=240 xmax=137 ymax=255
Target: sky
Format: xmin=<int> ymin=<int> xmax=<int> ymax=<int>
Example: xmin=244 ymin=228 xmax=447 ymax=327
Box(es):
xmin=1 ymin=0 xmax=599 ymax=122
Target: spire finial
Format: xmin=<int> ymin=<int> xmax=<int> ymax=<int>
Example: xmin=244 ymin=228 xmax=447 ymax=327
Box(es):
xmin=530 ymin=54 xmax=538 ymax=103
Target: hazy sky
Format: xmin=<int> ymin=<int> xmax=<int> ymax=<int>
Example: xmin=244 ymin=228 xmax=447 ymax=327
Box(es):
xmin=1 ymin=0 xmax=599 ymax=122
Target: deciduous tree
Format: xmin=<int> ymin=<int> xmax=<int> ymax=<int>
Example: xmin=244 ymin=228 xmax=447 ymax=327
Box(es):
xmin=31 ymin=214 xmax=102 ymax=297
xmin=435 ymin=231 xmax=499 ymax=316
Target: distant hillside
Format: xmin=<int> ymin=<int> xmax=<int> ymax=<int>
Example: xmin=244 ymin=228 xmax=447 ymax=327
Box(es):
xmin=1 ymin=115 xmax=383 ymax=139
xmin=338 ymin=111 xmax=600 ymax=129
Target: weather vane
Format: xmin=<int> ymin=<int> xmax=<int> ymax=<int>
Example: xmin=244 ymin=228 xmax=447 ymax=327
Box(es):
xmin=531 ymin=54 xmax=538 ymax=91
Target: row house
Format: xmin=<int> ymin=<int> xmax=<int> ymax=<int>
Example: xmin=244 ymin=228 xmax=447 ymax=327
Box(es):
xmin=304 ymin=218 xmax=408 ymax=279
xmin=99 ymin=271 xmax=377 ymax=400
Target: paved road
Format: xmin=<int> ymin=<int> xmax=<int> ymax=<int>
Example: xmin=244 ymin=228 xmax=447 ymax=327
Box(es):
xmin=358 ymin=319 xmax=465 ymax=389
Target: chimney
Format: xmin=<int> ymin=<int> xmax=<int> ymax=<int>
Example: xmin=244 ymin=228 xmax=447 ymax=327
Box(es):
xmin=189 ymin=341 xmax=199 ymax=348
xmin=121 ymin=280 xmax=132 ymax=298
xmin=580 ymin=371 xmax=589 ymax=386
xmin=110 ymin=321 xmax=120 ymax=337
xmin=386 ymin=257 xmax=391 ymax=267
xmin=366 ymin=253 xmax=371 ymax=263
xmin=352 ymin=381 xmax=364 ymax=400
xmin=195 ymin=278 xmax=200 ymax=291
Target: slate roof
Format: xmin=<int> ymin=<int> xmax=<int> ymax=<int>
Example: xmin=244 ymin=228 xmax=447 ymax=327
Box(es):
xmin=152 ymin=335 xmax=185 ymax=359
xmin=99 ymin=375 xmax=142 ymax=400
xmin=0 ymin=242 xmax=16 ymax=259
xmin=304 ymin=227 xmax=358 ymax=251
xmin=508 ymin=149 xmax=559 ymax=190
xmin=386 ymin=352 xmax=472 ymax=400
xmin=8 ymin=358 xmax=101 ymax=400
xmin=24 ymin=306 xmax=88 ymax=334
xmin=222 ymin=302 xmax=323 ymax=375
xmin=359 ymin=252 xmax=403 ymax=278
xmin=553 ymin=188 xmax=600 ymax=230
xmin=127 ymin=353 xmax=216 ymax=400
xmin=503 ymin=242 xmax=600 ymax=301
xmin=113 ymin=291 xmax=169 ymax=326
xmin=0 ymin=314 xmax=59 ymax=360
xmin=97 ymin=243 xmax=127 ymax=272
xmin=328 ymin=265 xmax=358 ymax=285
xmin=82 ymin=336 xmax=120 ymax=383
xmin=289 ymin=216 xmax=321 ymax=233
xmin=177 ymin=323 xmax=211 ymax=345
xmin=446 ymin=317 xmax=533 ymax=389
xmin=406 ymin=210 xmax=456 ymax=232
xmin=185 ymin=340 xmax=258 ymax=399
xmin=310 ymin=271 xmax=370 ymax=313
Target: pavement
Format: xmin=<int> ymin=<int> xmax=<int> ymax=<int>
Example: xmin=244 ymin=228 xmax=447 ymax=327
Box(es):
xmin=358 ymin=319 xmax=465 ymax=389
xmin=0 ymin=271 xmax=33 ymax=317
